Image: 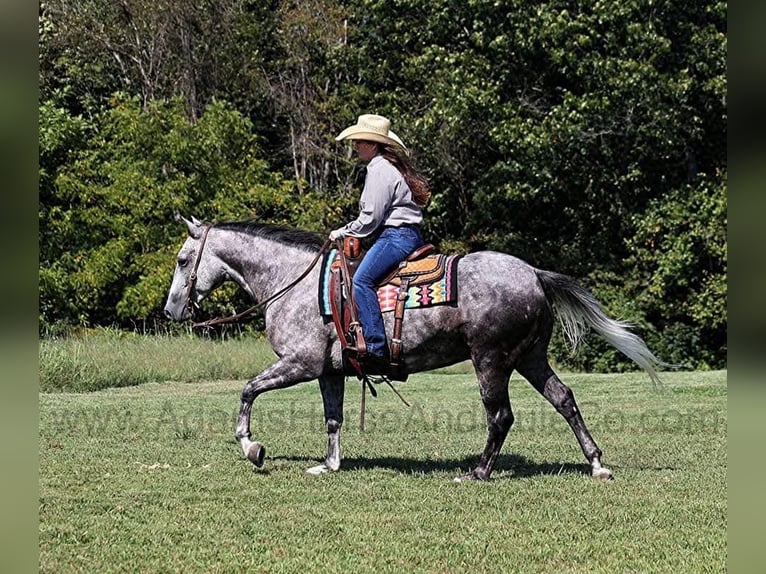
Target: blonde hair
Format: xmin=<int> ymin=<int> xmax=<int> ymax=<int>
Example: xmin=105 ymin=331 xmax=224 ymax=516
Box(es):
xmin=381 ymin=144 xmax=432 ymax=207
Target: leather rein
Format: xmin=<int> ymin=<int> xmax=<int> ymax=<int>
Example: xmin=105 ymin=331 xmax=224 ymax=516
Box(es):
xmin=184 ymin=224 xmax=331 ymax=329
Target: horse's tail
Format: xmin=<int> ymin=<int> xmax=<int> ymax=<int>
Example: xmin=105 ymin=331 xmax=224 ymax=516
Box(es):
xmin=534 ymin=268 xmax=666 ymax=387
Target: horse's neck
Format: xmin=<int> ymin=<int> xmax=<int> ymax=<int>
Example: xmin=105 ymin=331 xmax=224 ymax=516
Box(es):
xmin=219 ymin=235 xmax=318 ymax=303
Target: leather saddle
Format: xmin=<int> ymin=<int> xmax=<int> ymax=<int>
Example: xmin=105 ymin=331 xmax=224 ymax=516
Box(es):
xmin=329 ymin=237 xmax=439 ymax=381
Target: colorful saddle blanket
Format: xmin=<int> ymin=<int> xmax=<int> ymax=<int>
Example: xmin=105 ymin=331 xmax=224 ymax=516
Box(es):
xmin=318 ymin=249 xmax=461 ymax=316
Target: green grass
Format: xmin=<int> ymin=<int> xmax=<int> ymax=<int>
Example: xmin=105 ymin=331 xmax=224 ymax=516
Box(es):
xmin=39 ymin=330 xmax=279 ymax=392
xmin=39 ymin=330 xmax=476 ymax=393
xmin=39 ymin=361 xmax=726 ymax=573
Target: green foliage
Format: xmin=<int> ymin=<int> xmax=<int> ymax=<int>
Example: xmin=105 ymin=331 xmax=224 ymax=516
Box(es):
xmin=331 ymin=0 xmax=726 ymax=369
xmin=39 ymin=0 xmax=277 ymax=118
xmin=38 ymin=0 xmax=727 ymax=368
xmin=39 ymin=96 xmax=299 ymax=328
xmin=626 ymin=173 xmax=727 ymax=368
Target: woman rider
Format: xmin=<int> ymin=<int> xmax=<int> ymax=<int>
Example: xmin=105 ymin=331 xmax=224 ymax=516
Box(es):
xmin=329 ymin=114 xmax=431 ymax=373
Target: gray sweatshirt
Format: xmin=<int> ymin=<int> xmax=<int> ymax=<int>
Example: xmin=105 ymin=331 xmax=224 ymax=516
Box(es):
xmin=333 ymin=155 xmax=423 ymax=238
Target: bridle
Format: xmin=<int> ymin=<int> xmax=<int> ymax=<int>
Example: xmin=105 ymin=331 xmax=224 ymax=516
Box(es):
xmin=182 ymin=224 xmax=212 ymax=318
xmin=183 ymin=224 xmax=331 ymax=329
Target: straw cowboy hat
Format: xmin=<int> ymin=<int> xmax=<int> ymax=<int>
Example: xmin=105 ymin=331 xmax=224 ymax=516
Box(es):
xmin=335 ymin=114 xmax=407 ymax=151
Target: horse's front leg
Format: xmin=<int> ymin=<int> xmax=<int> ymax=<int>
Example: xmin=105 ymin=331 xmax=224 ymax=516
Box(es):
xmin=306 ymin=374 xmax=345 ymax=475
xmin=235 ymin=358 xmax=316 ymax=467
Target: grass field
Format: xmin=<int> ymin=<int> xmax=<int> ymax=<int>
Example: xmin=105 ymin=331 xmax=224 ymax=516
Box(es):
xmin=39 ymin=335 xmax=726 ymax=574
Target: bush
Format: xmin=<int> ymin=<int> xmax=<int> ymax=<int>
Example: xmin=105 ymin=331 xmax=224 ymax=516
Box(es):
xmin=39 ymin=96 xmax=299 ymax=330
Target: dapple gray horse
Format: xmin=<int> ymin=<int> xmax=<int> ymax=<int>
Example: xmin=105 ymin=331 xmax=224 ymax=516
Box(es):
xmin=164 ymin=217 xmax=664 ymax=481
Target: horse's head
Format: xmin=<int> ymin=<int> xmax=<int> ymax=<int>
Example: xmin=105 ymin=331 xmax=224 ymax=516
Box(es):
xmin=164 ymin=216 xmax=224 ymax=321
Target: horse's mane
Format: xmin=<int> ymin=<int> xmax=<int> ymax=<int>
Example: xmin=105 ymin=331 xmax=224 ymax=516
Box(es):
xmin=215 ymin=220 xmax=325 ymax=253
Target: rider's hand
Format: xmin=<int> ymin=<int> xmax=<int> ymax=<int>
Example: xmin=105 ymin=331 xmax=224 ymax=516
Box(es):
xmin=329 ymin=229 xmax=342 ymax=241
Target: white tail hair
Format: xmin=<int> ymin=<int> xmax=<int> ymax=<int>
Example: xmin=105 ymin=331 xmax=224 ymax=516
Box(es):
xmin=535 ymin=269 xmax=667 ymax=388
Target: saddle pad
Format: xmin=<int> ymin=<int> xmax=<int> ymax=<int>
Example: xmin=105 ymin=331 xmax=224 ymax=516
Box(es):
xmin=318 ymin=250 xmax=461 ymax=315
xmin=318 ymin=249 xmax=339 ymax=316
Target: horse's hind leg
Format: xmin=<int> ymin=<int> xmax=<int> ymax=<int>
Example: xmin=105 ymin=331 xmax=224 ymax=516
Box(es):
xmin=456 ymin=354 xmax=514 ymax=482
xmin=517 ymin=352 xmax=613 ymax=480
xmin=306 ymin=374 xmax=345 ymax=475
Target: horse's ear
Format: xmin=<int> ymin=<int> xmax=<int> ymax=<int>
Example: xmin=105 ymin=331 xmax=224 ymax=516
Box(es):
xmin=181 ymin=216 xmax=203 ymax=239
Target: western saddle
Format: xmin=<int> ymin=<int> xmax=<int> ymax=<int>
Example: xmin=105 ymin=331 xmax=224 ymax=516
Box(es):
xmin=329 ymin=236 xmax=440 ymax=381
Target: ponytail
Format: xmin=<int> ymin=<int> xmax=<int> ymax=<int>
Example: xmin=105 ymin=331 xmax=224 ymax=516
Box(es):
xmin=381 ymin=145 xmax=432 ymax=207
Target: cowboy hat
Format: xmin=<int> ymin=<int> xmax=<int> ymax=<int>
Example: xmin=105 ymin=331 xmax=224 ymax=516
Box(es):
xmin=335 ymin=114 xmax=407 ymax=151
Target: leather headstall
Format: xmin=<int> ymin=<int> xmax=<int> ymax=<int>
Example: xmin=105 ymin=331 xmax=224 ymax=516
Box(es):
xmin=183 ymin=224 xmax=212 ymax=317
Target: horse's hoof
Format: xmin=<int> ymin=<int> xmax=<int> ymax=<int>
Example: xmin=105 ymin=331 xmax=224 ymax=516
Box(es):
xmin=305 ymin=464 xmax=330 ymax=475
xmin=246 ymin=442 xmax=266 ymax=468
xmin=592 ymin=466 xmax=614 ymax=480
xmin=453 ymin=471 xmax=487 ymax=483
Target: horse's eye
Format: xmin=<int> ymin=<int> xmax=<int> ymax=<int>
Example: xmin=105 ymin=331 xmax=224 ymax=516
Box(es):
xmin=178 ymin=257 xmax=189 ymax=268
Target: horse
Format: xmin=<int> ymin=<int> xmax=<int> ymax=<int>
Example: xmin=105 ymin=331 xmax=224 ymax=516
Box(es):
xmin=163 ymin=217 xmax=665 ymax=481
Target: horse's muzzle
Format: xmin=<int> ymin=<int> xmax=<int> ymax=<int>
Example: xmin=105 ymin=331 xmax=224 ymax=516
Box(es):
xmin=163 ymin=303 xmax=191 ymax=322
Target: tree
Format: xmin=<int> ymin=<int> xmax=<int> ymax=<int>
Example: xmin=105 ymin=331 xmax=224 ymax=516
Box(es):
xmin=39 ymin=0 xmax=275 ymax=119
xmin=261 ymin=0 xmax=351 ymax=191
xmin=626 ymin=174 xmax=727 ymax=368
xmin=39 ymin=96 xmax=296 ymax=328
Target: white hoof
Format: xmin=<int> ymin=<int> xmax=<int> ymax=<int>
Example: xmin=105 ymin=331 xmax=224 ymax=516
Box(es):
xmin=453 ymin=471 xmax=483 ymax=483
xmin=305 ymin=464 xmax=330 ymax=475
xmin=592 ymin=466 xmax=614 ymax=480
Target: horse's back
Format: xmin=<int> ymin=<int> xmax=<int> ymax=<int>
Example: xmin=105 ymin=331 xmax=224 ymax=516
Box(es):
xmin=457 ymin=251 xmax=544 ymax=298
xmin=455 ymin=251 xmax=551 ymax=339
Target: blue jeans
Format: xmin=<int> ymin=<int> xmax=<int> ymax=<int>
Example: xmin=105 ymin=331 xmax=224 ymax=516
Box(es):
xmin=353 ymin=226 xmax=424 ymax=357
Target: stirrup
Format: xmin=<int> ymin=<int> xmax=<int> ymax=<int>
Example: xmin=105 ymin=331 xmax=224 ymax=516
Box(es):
xmin=360 ymin=353 xmax=391 ymax=375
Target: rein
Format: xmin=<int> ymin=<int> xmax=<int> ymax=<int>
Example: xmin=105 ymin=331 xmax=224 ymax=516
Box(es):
xmin=188 ymin=225 xmax=331 ymax=329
